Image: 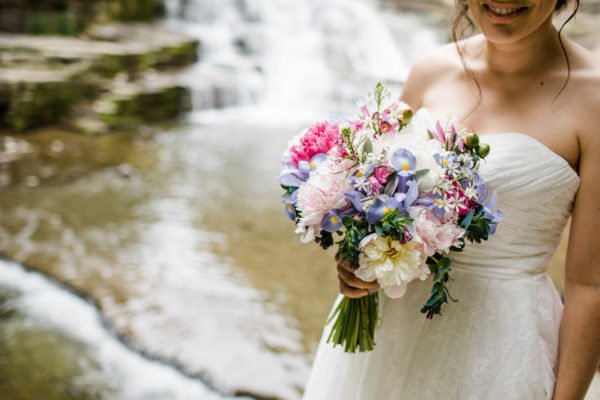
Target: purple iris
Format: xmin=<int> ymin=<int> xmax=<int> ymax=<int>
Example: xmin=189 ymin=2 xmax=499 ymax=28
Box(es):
xmin=321 ymin=210 xmax=343 ymax=232
xmin=278 ymin=168 xmax=308 ymax=187
xmin=282 ymin=190 xmax=299 ymax=221
xmin=366 ymin=196 xmax=400 ymax=225
xmin=345 ymin=190 xmax=366 ymax=212
xmin=434 ymin=152 xmax=457 ymax=169
xmin=482 ymin=190 xmax=503 ymax=234
xmin=298 ymin=153 xmax=327 ymax=173
xmin=394 ymin=179 xmax=418 ymax=209
xmin=391 ymin=148 xmax=416 ymax=175
xmin=278 ymin=153 xmax=327 ymax=188
xmin=416 ymin=194 xmax=445 ymax=219
xmin=473 ymin=173 xmax=489 ymax=202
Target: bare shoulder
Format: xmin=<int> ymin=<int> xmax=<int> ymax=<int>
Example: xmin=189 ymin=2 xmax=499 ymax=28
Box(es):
xmin=401 ymin=39 xmax=469 ymax=110
xmin=568 ymin=41 xmax=600 ymax=151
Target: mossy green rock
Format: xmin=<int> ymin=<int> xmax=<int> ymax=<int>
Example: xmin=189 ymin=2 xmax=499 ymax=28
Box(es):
xmin=0 ymin=24 xmax=199 ymax=132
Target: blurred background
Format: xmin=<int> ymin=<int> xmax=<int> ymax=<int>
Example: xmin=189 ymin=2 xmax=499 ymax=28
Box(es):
xmin=0 ymin=1 xmax=598 ymax=399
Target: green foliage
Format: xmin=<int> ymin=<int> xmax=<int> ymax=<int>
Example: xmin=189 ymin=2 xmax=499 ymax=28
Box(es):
xmin=422 ymin=203 xmax=495 ymax=319
xmin=106 ymin=0 xmax=165 ymax=21
xmin=375 ymin=209 xmax=412 ymax=242
xmin=460 ymin=205 xmax=494 ymax=243
xmin=316 ymin=230 xmax=334 ymax=250
xmin=337 ymin=216 xmax=368 ymax=266
xmin=420 ymin=254 xmax=458 ymax=319
xmin=24 ymin=11 xmax=77 ymax=35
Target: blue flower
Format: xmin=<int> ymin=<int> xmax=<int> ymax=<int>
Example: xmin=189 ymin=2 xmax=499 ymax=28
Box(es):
xmin=298 ymin=153 xmax=327 ymax=173
xmin=278 ymin=154 xmax=327 ymax=188
xmin=416 ymin=194 xmax=446 ymax=219
xmin=321 ymin=210 xmax=343 ymax=232
xmin=278 ymin=168 xmax=308 ymax=187
xmin=391 ymin=148 xmax=416 ymax=174
xmin=345 ymin=190 xmax=366 ymax=212
xmin=482 ymin=190 xmax=503 ymax=234
xmin=282 ymin=190 xmax=299 ymax=220
xmin=434 ymin=152 xmax=457 ymax=169
xmin=473 ymin=173 xmax=489 ymax=203
xmin=366 ymin=196 xmax=400 ymax=225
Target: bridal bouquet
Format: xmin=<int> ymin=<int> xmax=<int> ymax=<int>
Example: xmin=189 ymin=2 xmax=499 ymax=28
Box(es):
xmin=278 ymin=83 xmax=501 ymax=353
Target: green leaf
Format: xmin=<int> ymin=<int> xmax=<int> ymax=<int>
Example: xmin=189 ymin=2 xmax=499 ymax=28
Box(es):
xmin=460 ymin=210 xmax=474 ymax=229
xmin=362 ymin=138 xmax=373 ymax=154
xmin=414 ymin=169 xmax=430 ymax=181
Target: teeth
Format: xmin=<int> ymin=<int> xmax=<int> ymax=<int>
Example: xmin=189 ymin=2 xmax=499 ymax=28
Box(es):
xmin=488 ymin=6 xmax=522 ymax=15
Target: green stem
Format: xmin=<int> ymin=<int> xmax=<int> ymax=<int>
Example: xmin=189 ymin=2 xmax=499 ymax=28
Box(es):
xmin=326 ymin=293 xmax=379 ymax=353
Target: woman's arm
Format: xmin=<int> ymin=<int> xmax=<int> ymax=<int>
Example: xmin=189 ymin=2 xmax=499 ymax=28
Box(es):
xmin=553 ymin=128 xmax=600 ymax=399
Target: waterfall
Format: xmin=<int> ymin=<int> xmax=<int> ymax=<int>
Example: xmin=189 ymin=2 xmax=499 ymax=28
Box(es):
xmin=163 ymin=0 xmax=442 ymax=120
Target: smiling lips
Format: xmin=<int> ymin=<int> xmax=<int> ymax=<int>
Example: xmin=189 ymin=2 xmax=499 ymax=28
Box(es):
xmin=488 ymin=6 xmax=522 ymax=14
xmin=483 ymin=3 xmax=528 ymax=22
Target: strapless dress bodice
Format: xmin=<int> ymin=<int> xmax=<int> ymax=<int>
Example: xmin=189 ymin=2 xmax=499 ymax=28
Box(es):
xmin=303 ymin=108 xmax=586 ymax=400
xmin=451 ymin=132 xmax=580 ymax=279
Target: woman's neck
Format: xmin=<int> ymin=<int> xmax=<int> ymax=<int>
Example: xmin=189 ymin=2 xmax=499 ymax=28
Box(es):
xmin=482 ymin=19 xmax=565 ymax=76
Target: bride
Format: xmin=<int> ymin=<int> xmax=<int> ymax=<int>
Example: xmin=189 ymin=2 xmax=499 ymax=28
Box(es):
xmin=303 ymin=0 xmax=600 ymax=399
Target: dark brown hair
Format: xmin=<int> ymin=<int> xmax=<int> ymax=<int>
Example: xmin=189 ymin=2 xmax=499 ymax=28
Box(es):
xmin=452 ymin=0 xmax=581 ymax=114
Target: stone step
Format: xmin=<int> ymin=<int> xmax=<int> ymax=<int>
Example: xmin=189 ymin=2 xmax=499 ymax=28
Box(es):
xmin=0 ymin=23 xmax=199 ymax=131
xmin=70 ymin=71 xmax=191 ymax=134
xmin=0 ymin=62 xmax=97 ymax=131
xmin=0 ymin=23 xmax=199 ymax=77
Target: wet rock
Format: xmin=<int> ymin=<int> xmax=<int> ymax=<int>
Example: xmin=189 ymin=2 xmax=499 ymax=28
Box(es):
xmin=0 ymin=0 xmax=164 ymax=36
xmin=102 ymin=0 xmax=166 ymax=21
xmin=0 ymin=63 xmax=96 ymax=131
xmin=0 ymin=24 xmax=199 ymax=131
xmin=0 ymin=284 xmax=20 ymax=318
xmin=80 ymin=71 xmax=191 ymax=133
xmin=0 ymin=0 xmax=100 ymax=35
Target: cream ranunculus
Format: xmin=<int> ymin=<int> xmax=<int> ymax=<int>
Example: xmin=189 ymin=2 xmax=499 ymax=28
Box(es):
xmin=355 ymin=233 xmax=429 ymax=299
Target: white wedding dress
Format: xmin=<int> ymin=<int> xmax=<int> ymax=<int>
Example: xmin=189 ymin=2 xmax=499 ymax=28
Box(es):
xmin=303 ymin=109 xmax=600 ymax=399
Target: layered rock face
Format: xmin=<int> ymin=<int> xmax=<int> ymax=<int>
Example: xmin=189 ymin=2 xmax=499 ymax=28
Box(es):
xmin=0 ymin=0 xmax=196 ymax=133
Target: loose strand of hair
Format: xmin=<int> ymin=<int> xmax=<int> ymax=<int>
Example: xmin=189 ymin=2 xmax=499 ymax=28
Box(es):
xmin=452 ymin=1 xmax=482 ymax=122
xmin=552 ymin=0 xmax=580 ymax=108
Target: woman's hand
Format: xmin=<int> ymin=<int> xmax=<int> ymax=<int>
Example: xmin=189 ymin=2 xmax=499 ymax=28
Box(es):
xmin=335 ymin=253 xmax=379 ymax=298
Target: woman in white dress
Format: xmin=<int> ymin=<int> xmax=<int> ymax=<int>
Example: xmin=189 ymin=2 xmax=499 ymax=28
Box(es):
xmin=303 ymin=0 xmax=600 ymax=399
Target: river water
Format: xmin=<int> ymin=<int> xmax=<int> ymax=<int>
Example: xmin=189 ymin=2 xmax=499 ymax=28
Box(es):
xmin=0 ymin=1 xmax=444 ymax=399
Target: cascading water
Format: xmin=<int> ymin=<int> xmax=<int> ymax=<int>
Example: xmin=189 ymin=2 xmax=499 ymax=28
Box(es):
xmin=0 ymin=1 xmax=444 ymax=400
xmin=163 ymin=0 xmax=442 ymax=121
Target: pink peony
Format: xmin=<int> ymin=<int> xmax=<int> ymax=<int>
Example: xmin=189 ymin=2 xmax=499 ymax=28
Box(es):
xmin=296 ymin=168 xmax=351 ymax=229
xmin=408 ymin=206 xmax=465 ymax=257
xmin=289 ymin=122 xmax=341 ymax=166
xmin=369 ymin=165 xmax=392 ymax=195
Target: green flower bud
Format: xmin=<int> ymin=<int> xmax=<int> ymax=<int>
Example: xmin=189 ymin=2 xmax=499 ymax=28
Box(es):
xmin=476 ymin=143 xmax=490 ymax=158
xmin=402 ymin=108 xmax=414 ymax=126
xmin=465 ymin=133 xmax=479 ymax=149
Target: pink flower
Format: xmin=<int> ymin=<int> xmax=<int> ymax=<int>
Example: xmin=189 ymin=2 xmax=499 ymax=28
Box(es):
xmin=448 ymin=182 xmax=472 ymax=215
xmin=408 ymin=206 xmax=465 ymax=257
xmin=369 ymin=165 xmax=392 ymax=195
xmin=296 ymin=169 xmax=351 ymax=229
xmin=373 ymin=166 xmax=392 ymax=185
xmin=289 ymin=122 xmax=341 ymax=166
